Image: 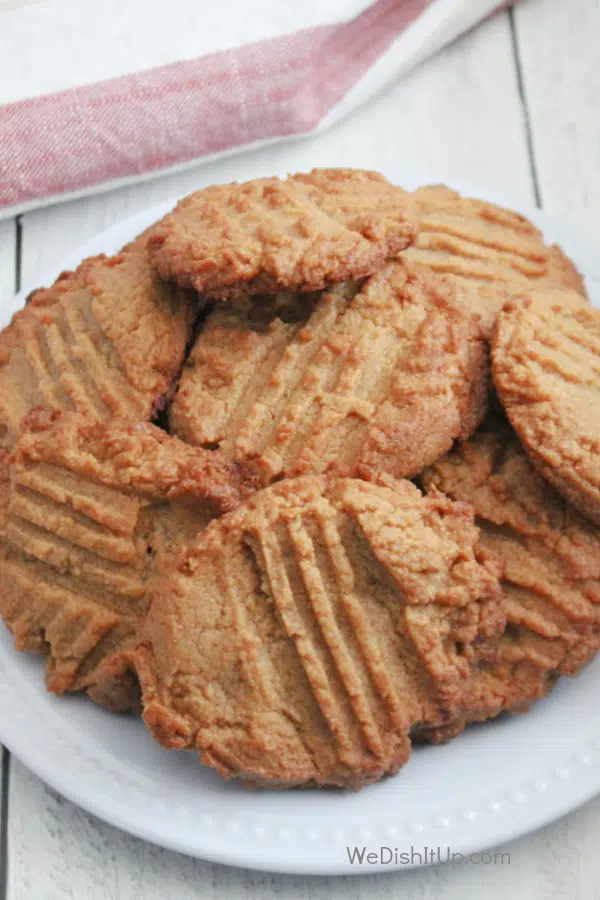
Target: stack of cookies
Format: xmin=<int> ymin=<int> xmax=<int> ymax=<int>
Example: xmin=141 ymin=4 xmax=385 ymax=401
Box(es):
xmin=1 ymin=168 xmax=598 ymax=790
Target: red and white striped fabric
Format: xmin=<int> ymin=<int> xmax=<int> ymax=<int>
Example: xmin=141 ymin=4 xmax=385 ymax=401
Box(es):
xmin=0 ymin=0 xmax=516 ymax=218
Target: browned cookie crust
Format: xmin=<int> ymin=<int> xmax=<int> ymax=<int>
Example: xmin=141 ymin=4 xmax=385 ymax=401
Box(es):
xmin=147 ymin=169 xmax=420 ymax=299
xmin=493 ymin=290 xmax=600 ymax=525
xmin=170 ymin=259 xmax=489 ymax=483
xmin=403 ymin=184 xmax=586 ymax=337
xmin=0 ymin=273 xmax=71 ymax=369
xmin=134 ymin=475 xmax=502 ymax=789
xmin=419 ymin=426 xmax=600 ymax=741
xmin=0 ymin=409 xmax=256 ymax=712
xmin=0 ymin=245 xmax=194 ymax=448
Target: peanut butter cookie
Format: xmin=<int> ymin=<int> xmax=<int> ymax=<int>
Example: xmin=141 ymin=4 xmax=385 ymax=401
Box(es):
xmin=404 ymin=184 xmax=586 ymax=337
xmin=0 ymin=245 xmax=194 ymax=448
xmin=493 ymin=291 xmax=600 ymax=524
xmin=0 ymin=409 xmax=256 ymax=712
xmin=147 ymin=169 xmax=419 ymax=299
xmin=170 ymin=259 xmax=489 ymax=483
xmin=419 ymin=425 xmax=600 ymax=741
xmin=134 ymin=475 xmax=502 ymax=788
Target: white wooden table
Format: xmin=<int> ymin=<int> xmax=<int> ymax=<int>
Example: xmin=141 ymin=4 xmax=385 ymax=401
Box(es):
xmin=1 ymin=1 xmax=600 ymax=896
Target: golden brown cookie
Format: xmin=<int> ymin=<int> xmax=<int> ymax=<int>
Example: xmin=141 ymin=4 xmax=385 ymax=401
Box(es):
xmin=147 ymin=169 xmax=420 ymax=299
xmin=419 ymin=425 xmax=600 ymax=741
xmin=133 ymin=475 xmax=502 ymax=788
xmin=0 ymin=449 xmax=9 ymax=527
xmin=0 ymin=409 xmax=256 ymax=712
xmin=0 ymin=275 xmax=68 ymax=369
xmin=169 ymin=259 xmax=489 ymax=483
xmin=0 ymin=318 xmax=25 ymax=371
xmin=493 ymin=291 xmax=600 ymax=525
xmin=0 ymin=245 xmax=195 ymax=448
xmin=403 ymin=184 xmax=586 ymax=336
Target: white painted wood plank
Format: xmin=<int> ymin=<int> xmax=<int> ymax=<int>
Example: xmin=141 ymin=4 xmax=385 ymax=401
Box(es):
xmin=514 ymin=0 xmax=600 ymax=228
xmin=7 ymin=10 xmax=544 ymax=899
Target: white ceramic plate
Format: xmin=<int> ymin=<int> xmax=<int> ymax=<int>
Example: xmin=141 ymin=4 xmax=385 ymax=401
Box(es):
xmin=1 ymin=168 xmax=599 ymax=876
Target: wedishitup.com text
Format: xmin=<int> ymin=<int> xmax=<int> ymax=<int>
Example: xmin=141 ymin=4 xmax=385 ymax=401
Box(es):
xmin=346 ymin=845 xmax=511 ymax=868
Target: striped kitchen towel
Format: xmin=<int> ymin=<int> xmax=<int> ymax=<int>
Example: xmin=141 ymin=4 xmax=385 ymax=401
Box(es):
xmin=0 ymin=0 xmax=516 ymax=218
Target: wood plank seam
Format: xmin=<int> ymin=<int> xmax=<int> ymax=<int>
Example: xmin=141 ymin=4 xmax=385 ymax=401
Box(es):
xmin=15 ymin=218 xmax=22 ymax=294
xmin=508 ymin=7 xmax=542 ymax=207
